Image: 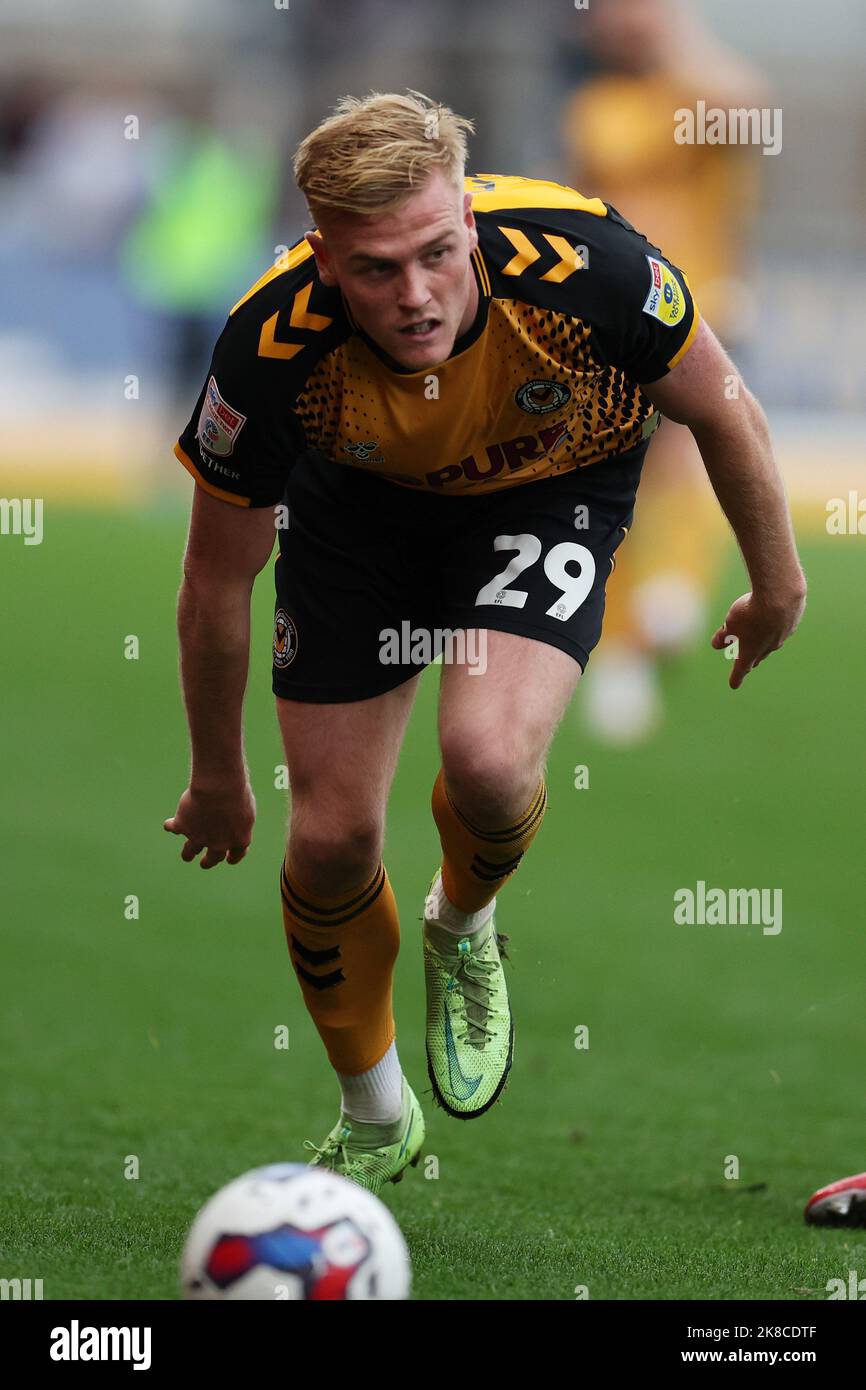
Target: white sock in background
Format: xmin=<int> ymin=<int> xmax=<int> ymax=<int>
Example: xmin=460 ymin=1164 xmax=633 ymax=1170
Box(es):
xmin=337 ymin=1040 xmax=404 ymax=1124
xmin=424 ymin=870 xmax=495 ymax=937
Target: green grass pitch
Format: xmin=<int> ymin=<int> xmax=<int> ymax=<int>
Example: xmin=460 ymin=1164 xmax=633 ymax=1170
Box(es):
xmin=2 ymin=505 xmax=864 ymax=1300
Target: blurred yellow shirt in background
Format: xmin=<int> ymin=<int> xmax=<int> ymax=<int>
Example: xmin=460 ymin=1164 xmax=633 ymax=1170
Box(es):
xmin=561 ymin=73 xmax=760 ymax=338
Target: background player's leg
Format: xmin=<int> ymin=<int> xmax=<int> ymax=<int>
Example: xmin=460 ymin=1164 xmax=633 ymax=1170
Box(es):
xmin=432 ymin=631 xmax=580 ymax=916
xmin=276 ymin=678 xmax=419 ymax=1121
xmin=584 ymin=419 xmax=726 ymax=744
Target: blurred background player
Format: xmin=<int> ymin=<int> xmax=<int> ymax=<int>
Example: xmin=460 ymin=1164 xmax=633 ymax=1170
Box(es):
xmin=120 ymin=88 xmax=279 ymax=408
xmin=559 ymin=0 xmax=768 ymax=742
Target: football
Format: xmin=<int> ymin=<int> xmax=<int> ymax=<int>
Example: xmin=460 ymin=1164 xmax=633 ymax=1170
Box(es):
xmin=180 ymin=1163 xmax=411 ymax=1300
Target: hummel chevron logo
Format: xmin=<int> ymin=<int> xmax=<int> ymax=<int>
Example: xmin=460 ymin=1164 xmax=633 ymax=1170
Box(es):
xmin=498 ymin=227 xmax=587 ymax=283
xmin=444 ymin=1005 xmax=482 ymax=1100
xmin=258 ymin=284 xmax=334 ymax=361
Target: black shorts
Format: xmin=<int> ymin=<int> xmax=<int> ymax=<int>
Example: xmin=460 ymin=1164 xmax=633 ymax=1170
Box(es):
xmin=271 ymin=442 xmax=648 ymax=703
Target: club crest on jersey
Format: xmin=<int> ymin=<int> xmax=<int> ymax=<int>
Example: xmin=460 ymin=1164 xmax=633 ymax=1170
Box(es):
xmin=642 ymin=257 xmax=684 ymax=328
xmin=515 ymin=380 xmax=572 ymax=415
xmin=273 ymin=608 xmax=298 ymax=669
xmin=196 ymin=376 xmax=247 ymax=458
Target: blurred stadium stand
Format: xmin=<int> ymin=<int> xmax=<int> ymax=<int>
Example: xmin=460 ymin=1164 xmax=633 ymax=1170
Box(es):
xmin=1 ymin=0 xmax=863 ymax=510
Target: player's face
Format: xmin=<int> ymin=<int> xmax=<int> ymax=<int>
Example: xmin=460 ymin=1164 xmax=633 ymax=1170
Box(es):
xmin=308 ymin=171 xmax=479 ymax=371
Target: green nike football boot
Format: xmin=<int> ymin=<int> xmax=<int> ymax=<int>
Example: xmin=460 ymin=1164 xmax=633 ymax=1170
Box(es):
xmin=423 ymin=879 xmax=514 ymax=1119
xmin=303 ymin=1076 xmax=425 ymax=1196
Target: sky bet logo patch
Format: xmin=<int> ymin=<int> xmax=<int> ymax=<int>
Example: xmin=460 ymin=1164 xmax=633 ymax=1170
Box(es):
xmin=642 ymin=256 xmax=683 ymax=328
xmin=196 ymin=376 xmax=247 ymax=457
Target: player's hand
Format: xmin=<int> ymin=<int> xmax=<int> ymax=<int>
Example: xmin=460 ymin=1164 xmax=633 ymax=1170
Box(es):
xmin=163 ymin=778 xmax=256 ymax=868
xmin=711 ymin=588 xmax=806 ymax=690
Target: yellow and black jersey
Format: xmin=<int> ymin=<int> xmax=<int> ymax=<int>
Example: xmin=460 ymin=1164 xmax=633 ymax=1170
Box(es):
xmin=174 ymin=173 xmax=700 ymax=503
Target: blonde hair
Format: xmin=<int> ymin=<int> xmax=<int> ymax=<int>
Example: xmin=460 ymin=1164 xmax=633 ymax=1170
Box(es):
xmin=293 ymin=90 xmax=475 ymax=219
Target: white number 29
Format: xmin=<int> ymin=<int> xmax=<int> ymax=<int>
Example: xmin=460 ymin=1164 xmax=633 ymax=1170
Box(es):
xmin=474 ymin=534 xmax=596 ymax=622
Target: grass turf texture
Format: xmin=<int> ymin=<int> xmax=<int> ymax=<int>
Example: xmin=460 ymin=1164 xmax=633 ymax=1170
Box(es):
xmin=2 ymin=505 xmax=864 ymax=1300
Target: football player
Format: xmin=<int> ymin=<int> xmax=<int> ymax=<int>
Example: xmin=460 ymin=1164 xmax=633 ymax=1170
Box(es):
xmin=166 ymin=91 xmax=806 ymax=1192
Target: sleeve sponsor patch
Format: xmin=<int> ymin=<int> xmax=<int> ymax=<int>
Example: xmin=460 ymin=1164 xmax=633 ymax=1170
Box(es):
xmin=196 ymin=375 xmax=247 ymax=457
xmin=642 ymin=256 xmax=684 ymax=328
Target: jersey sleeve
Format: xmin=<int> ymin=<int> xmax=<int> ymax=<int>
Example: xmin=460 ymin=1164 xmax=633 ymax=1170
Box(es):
xmin=587 ymin=204 xmax=701 ymax=383
xmin=174 ymin=316 xmax=304 ymax=508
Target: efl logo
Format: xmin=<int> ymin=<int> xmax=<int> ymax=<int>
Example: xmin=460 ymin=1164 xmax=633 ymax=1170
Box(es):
xmin=196 ymin=376 xmax=247 ymax=458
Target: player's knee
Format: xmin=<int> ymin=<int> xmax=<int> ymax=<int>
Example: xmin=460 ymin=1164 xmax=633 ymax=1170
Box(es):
xmin=288 ymin=816 xmax=384 ymax=896
xmin=440 ymin=730 xmax=538 ymax=821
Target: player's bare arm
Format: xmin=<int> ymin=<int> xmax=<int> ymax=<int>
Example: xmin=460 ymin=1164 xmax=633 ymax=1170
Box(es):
xmin=164 ymin=485 xmax=275 ymax=867
xmin=642 ymin=319 xmax=807 ymax=690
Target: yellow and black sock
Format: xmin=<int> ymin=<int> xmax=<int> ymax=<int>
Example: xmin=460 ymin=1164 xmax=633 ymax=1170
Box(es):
xmin=280 ymin=857 xmax=400 ymax=1076
xmin=431 ymin=769 xmax=547 ymax=913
